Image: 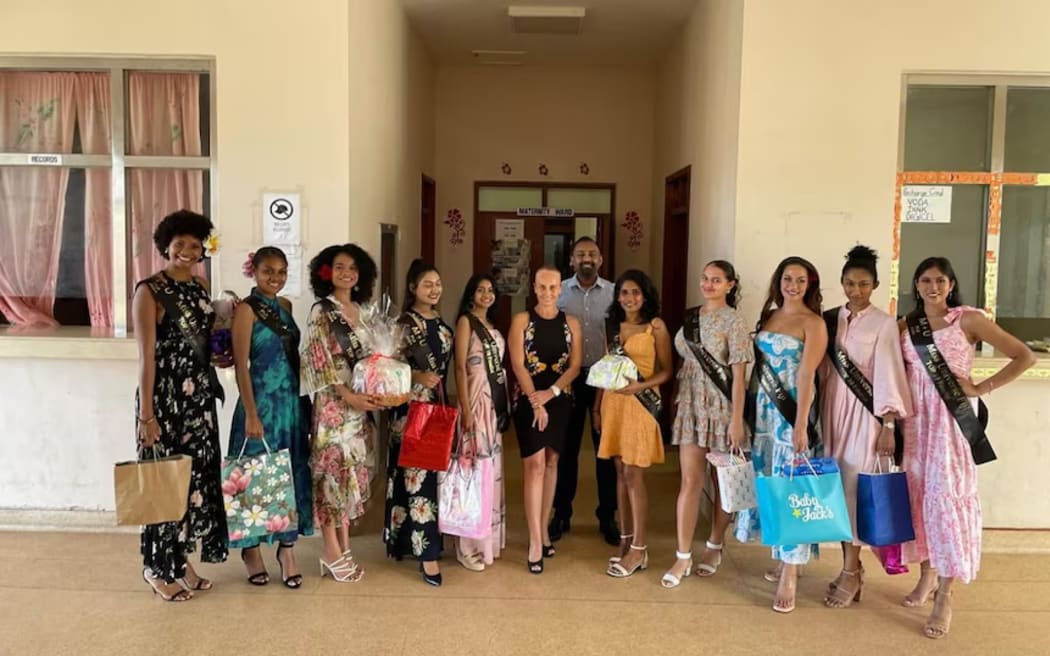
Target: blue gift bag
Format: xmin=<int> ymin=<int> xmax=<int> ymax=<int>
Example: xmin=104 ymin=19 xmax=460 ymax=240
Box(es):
xmin=856 ymin=460 xmax=914 ymax=547
xmin=755 ymin=460 xmax=853 ymax=547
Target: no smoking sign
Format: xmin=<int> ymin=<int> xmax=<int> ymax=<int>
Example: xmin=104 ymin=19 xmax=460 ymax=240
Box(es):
xmin=262 ymin=192 xmax=301 ymax=245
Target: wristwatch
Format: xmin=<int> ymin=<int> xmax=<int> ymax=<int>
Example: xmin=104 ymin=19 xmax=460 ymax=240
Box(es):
xmin=550 ymin=384 xmax=562 ymax=397
xmin=883 ymin=420 xmax=896 ymax=430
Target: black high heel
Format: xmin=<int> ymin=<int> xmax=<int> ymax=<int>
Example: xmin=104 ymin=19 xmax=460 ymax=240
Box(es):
xmin=528 ymin=558 xmax=544 ymax=574
xmin=542 ymin=544 xmax=555 ymax=558
xmin=276 ymin=543 xmax=303 ymax=589
xmin=143 ymin=567 xmax=193 ymax=602
xmin=240 ymin=547 xmax=269 ymax=586
xmin=419 ymin=562 xmax=442 ymax=587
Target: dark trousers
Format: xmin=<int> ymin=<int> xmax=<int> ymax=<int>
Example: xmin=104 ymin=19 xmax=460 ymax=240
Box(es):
xmin=553 ymin=372 xmax=617 ymax=524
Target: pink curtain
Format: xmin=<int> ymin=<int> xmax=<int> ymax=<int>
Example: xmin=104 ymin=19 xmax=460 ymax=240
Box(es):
xmin=76 ymin=73 xmax=113 ymax=327
xmin=0 ymin=72 xmax=77 ymax=326
xmin=127 ymin=72 xmax=204 ymax=285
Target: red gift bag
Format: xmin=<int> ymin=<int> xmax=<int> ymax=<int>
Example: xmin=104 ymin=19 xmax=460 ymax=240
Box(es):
xmin=398 ymin=383 xmax=458 ymax=471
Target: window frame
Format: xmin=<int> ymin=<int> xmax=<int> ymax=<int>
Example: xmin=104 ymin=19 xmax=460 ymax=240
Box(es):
xmin=0 ymin=55 xmax=218 ymax=337
xmin=892 ymin=73 xmax=1050 ymax=325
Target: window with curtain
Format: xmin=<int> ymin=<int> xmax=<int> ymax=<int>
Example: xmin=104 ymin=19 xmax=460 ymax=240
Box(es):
xmin=0 ymin=60 xmax=212 ymax=332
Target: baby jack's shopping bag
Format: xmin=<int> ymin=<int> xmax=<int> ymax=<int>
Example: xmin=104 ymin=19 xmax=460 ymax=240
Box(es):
xmin=221 ymin=439 xmax=298 ymax=544
xmin=755 ymin=457 xmax=852 ymax=547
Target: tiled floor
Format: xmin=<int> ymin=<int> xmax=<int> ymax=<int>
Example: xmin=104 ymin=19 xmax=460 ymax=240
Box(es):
xmin=2 ymin=440 xmax=1048 ymax=655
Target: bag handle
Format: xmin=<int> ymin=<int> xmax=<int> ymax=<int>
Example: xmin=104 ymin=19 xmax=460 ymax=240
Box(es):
xmin=788 ymin=454 xmax=819 ymax=480
xmin=871 ymin=455 xmax=898 ymax=474
xmin=236 ymin=435 xmax=272 ymax=460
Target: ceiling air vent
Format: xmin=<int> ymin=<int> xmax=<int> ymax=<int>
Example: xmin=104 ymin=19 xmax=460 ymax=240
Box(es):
xmin=471 ymin=49 xmax=527 ymax=65
xmin=508 ymin=5 xmax=586 ymax=35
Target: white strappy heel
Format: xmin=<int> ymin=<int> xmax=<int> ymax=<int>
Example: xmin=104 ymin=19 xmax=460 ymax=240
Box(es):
xmin=661 ymin=550 xmax=693 ymax=588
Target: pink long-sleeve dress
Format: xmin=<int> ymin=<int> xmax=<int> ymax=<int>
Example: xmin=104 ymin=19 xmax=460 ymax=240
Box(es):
xmin=819 ymin=305 xmax=912 ymax=546
xmin=899 ymin=306 xmax=983 ymax=583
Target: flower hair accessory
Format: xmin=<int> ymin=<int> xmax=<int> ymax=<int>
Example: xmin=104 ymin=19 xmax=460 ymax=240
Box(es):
xmin=203 ymin=233 xmax=221 ymax=257
xmin=319 ymin=264 xmax=333 ymax=282
xmin=242 ymin=251 xmax=256 ymax=279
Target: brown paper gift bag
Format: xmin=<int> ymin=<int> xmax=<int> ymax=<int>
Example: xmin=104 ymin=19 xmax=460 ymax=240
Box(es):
xmin=113 ymin=450 xmax=193 ymax=526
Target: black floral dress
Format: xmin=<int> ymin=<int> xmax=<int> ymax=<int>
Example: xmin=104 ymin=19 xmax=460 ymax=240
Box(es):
xmin=384 ymin=310 xmax=453 ymax=561
xmin=136 ymin=273 xmax=228 ymax=582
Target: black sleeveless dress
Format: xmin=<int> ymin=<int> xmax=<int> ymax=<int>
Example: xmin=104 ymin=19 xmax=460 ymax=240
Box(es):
xmin=514 ymin=309 xmax=572 ymax=458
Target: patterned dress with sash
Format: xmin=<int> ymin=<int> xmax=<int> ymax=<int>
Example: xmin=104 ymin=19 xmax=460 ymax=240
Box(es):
xmin=135 ymin=272 xmax=228 ymax=583
xmin=384 ymin=310 xmax=454 ymax=561
xmin=228 ymin=288 xmax=314 ymax=546
xmin=300 ymin=296 xmax=376 ymax=527
xmin=734 ymin=330 xmax=818 ymax=565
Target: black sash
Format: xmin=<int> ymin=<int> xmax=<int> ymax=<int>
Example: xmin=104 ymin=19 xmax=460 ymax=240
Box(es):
xmin=466 ymin=313 xmax=511 ymax=432
xmin=608 ymin=326 xmax=662 ymax=421
xmin=245 ymin=294 xmax=300 ymax=375
xmin=683 ymin=306 xmax=733 ymax=402
xmin=745 ymin=342 xmax=819 ymax=450
xmin=905 ymin=310 xmax=995 ymax=465
xmin=400 ymin=309 xmax=448 ymax=404
xmin=823 ymin=308 xmax=878 ymax=417
xmin=143 ymin=274 xmax=224 ymax=404
xmin=317 ymin=298 xmax=366 ymax=365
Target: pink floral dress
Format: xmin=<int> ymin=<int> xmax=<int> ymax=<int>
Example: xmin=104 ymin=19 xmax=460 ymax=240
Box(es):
xmin=900 ymin=306 xmax=982 ymax=582
xmin=300 ymin=297 xmax=376 ymax=527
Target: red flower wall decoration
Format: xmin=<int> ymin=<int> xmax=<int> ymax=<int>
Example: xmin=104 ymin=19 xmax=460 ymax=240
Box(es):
xmin=501 ymin=162 xmax=512 ymax=175
xmin=621 ymin=211 xmax=643 ymax=251
xmin=579 ymin=162 xmax=589 ymax=175
xmin=538 ymin=163 xmax=549 ymax=176
xmin=445 ymin=208 xmax=465 ymax=246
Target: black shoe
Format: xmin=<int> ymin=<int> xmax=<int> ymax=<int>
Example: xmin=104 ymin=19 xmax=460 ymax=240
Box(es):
xmin=599 ymin=521 xmax=620 ymax=547
xmin=548 ymin=518 xmax=570 ymax=543
xmin=542 ymin=544 xmax=556 ymax=558
xmin=419 ymin=562 xmax=442 ymax=587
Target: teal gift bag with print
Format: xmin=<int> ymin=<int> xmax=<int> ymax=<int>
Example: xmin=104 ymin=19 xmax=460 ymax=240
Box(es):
xmin=755 ymin=458 xmax=852 ymax=547
xmin=221 ymin=440 xmax=298 ymax=543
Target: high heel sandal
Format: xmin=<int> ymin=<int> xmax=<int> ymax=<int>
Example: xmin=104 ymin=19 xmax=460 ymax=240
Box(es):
xmin=607 ymin=544 xmax=648 ymax=578
xmin=902 ymin=573 xmax=939 ymax=607
xmin=764 ymin=562 xmax=804 ymax=583
xmin=772 ymin=565 xmax=799 ymax=614
xmin=826 ymin=561 xmax=864 ymax=596
xmin=143 ymin=567 xmax=193 ymax=602
xmin=542 ymin=544 xmax=556 ymax=558
xmin=923 ymin=590 xmax=953 ymax=639
xmin=823 ymin=568 xmax=863 ymax=608
xmin=240 ymin=547 xmax=269 ymax=586
xmin=608 ymin=533 xmax=633 ymax=565
xmin=177 ymin=565 xmax=213 ymax=592
xmin=276 ymin=543 xmax=303 ymax=589
xmin=419 ymin=562 xmax=442 ymax=587
xmin=695 ymin=541 xmax=723 ymax=577
xmin=661 ymin=551 xmax=693 ymax=588
xmin=320 ymin=555 xmax=363 ymax=583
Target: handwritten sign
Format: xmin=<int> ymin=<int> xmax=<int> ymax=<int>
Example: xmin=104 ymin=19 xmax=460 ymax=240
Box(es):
xmin=902 ymin=186 xmax=952 ymax=223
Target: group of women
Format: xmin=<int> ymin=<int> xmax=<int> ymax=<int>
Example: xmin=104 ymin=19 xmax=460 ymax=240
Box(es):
xmin=132 ymin=210 xmax=1036 ymax=641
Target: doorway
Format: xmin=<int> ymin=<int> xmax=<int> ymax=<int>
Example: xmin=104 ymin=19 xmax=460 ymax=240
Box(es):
xmin=661 ymin=166 xmax=691 ymax=438
xmin=379 ymin=223 xmax=399 ymax=306
xmin=472 ymin=182 xmax=616 ymax=336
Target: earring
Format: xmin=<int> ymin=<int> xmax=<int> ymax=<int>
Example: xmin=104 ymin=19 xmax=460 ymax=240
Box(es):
xmin=353 ymin=285 xmax=359 ymax=291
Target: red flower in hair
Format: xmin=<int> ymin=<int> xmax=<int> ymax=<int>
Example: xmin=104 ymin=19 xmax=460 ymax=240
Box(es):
xmin=319 ymin=264 xmax=333 ymax=281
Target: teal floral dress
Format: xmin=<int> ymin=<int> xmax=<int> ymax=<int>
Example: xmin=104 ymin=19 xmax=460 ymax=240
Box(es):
xmin=734 ymin=330 xmax=818 ymax=565
xmin=384 ymin=310 xmax=453 ymax=561
xmin=228 ymin=289 xmax=313 ymax=547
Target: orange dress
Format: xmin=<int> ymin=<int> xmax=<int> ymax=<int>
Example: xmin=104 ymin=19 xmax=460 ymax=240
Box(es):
xmin=597 ymin=325 xmax=664 ymax=467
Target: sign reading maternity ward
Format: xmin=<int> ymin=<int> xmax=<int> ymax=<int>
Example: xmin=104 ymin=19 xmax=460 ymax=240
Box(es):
xmin=262 ymin=192 xmax=301 ymax=244
xmin=902 ymin=186 xmax=952 ymax=223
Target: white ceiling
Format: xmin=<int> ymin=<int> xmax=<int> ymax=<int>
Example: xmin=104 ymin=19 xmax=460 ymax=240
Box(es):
xmin=402 ymin=0 xmax=700 ymax=66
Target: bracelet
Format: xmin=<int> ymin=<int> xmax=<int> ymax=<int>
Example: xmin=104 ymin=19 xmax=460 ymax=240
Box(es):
xmin=137 ymin=416 xmax=157 ymax=425
xmin=984 ymin=379 xmax=995 ymax=395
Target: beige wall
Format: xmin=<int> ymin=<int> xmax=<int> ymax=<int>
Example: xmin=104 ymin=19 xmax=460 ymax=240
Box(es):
xmin=348 ymin=0 xmax=435 ymax=284
xmin=433 ymin=64 xmax=654 ymax=318
xmin=0 ymin=0 xmax=435 ymax=510
xmin=3 ymin=0 xmax=353 ymax=314
xmin=733 ymin=0 xmax=1050 ymax=322
xmin=653 ymin=0 xmax=744 ymax=307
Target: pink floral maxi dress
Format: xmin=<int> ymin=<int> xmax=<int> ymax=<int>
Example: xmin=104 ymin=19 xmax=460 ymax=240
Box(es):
xmin=300 ymin=297 xmax=376 ymax=527
xmin=900 ymin=306 xmax=983 ymax=582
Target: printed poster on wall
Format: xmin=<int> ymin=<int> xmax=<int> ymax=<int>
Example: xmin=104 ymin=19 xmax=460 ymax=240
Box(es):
xmin=492 ymin=235 xmax=530 ymax=296
xmin=262 ymin=192 xmax=302 ymax=244
xmin=901 ymin=186 xmax=952 ymax=223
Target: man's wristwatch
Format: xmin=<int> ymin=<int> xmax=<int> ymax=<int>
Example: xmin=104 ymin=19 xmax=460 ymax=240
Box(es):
xmin=550 ymin=384 xmax=562 ymax=397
